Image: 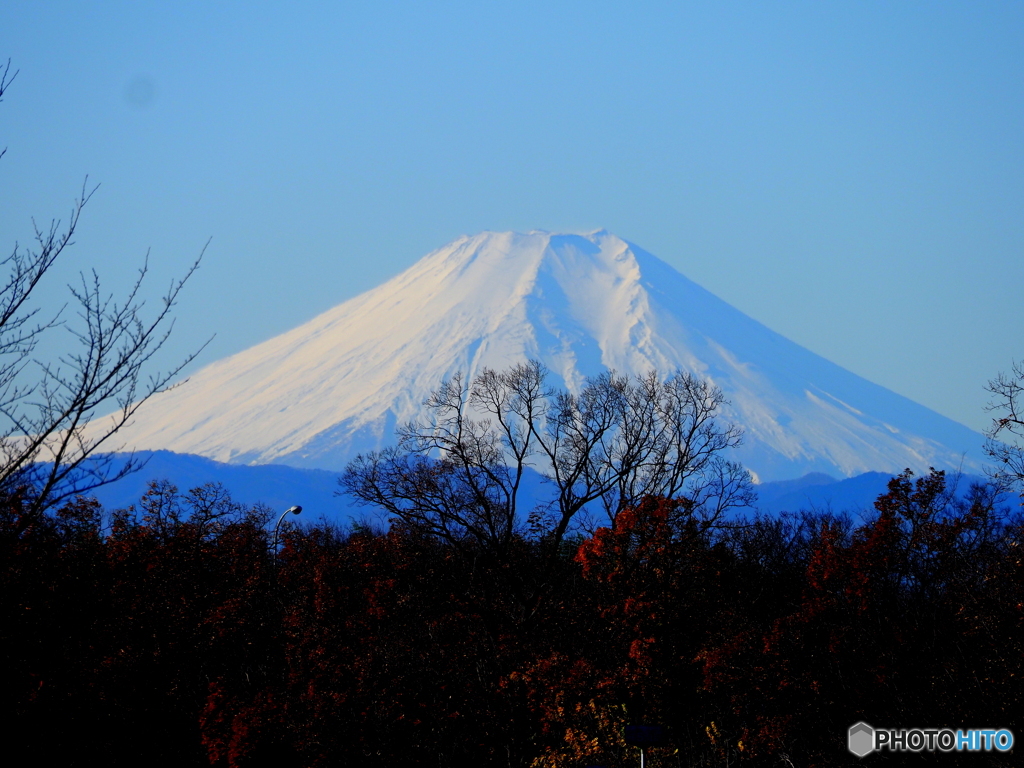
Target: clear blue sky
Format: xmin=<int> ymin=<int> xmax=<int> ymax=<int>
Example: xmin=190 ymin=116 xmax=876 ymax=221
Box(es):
xmin=2 ymin=1 xmax=1021 ymax=434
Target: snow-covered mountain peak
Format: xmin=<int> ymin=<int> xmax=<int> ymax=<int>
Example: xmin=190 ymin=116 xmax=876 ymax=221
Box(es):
xmin=105 ymin=230 xmax=986 ymax=481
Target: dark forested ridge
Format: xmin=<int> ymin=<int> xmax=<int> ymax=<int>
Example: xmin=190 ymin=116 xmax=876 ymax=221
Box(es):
xmin=2 ymin=470 xmax=1021 ymax=767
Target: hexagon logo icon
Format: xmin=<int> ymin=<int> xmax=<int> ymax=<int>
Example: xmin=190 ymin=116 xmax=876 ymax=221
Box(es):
xmin=848 ymin=722 xmax=875 ymax=757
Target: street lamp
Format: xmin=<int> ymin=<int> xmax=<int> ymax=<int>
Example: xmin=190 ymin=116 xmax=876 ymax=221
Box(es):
xmin=272 ymin=504 xmax=302 ymax=552
xmin=624 ymin=725 xmax=666 ymax=768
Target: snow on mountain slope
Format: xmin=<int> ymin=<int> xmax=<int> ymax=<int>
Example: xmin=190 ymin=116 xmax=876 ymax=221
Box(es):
xmin=106 ymin=230 xmax=985 ymax=481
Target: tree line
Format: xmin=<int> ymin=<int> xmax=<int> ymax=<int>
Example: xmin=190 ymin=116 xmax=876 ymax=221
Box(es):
xmin=3 ymin=461 xmax=1021 ymax=767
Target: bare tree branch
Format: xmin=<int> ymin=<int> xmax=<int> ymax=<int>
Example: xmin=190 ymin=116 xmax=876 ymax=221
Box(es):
xmin=985 ymin=360 xmax=1024 ymax=494
xmin=0 ymin=64 xmax=208 ymax=513
xmin=341 ymin=362 xmax=755 ymax=557
xmin=0 ymin=59 xmax=16 ymax=162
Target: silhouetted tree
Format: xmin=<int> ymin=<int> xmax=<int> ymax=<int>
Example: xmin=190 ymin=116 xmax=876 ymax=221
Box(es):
xmin=0 ymin=59 xmax=205 ymax=514
xmin=986 ymin=360 xmax=1024 ymax=496
xmin=699 ymin=469 xmax=1020 ymax=765
xmin=342 ymin=361 xmax=754 ymax=559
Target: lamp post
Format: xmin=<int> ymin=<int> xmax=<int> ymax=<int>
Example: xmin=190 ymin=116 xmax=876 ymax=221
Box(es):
xmin=268 ymin=505 xmax=302 ymax=692
xmin=272 ymin=504 xmax=302 ymax=553
xmin=624 ymin=725 xmax=666 ymax=768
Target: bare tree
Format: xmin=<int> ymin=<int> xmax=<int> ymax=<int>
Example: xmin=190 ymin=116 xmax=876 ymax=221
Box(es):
xmin=0 ymin=60 xmax=206 ymax=512
xmin=342 ymin=361 xmax=754 ymax=556
xmin=985 ymin=360 xmax=1024 ymax=494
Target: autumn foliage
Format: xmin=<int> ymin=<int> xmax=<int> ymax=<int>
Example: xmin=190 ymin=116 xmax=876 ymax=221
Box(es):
xmin=2 ymin=470 xmax=1021 ymax=766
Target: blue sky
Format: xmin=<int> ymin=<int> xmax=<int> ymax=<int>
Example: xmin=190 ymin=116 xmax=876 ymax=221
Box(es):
xmin=2 ymin=1 xmax=1021 ymax=434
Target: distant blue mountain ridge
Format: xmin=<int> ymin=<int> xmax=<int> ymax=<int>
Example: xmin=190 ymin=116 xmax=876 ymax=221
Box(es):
xmin=75 ymin=451 xmax=999 ymax=527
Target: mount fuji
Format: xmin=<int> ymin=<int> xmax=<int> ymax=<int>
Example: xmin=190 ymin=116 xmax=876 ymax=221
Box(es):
xmin=107 ymin=230 xmax=984 ymax=483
